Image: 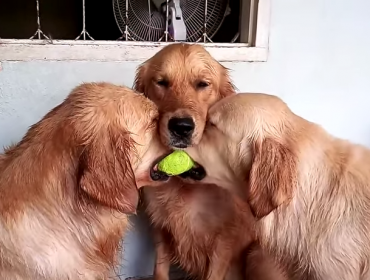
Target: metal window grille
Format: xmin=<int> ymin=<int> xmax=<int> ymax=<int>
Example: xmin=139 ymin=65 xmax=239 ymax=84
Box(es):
xmin=8 ymin=0 xmax=258 ymax=45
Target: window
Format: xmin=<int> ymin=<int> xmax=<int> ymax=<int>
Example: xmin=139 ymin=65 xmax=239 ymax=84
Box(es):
xmin=0 ymin=0 xmax=271 ymax=62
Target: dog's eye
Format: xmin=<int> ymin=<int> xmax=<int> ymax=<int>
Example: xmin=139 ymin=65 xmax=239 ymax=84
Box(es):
xmin=196 ymin=81 xmax=209 ymax=89
xmin=156 ymin=79 xmax=169 ymax=87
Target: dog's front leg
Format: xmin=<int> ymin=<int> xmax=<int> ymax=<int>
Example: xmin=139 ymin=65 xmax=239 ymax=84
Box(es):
xmin=206 ymin=246 xmax=234 ymax=280
xmin=153 ymin=228 xmax=171 ymax=280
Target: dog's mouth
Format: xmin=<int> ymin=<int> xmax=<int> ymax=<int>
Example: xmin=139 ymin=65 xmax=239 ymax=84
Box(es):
xmin=150 ymin=153 xmax=207 ymax=181
xmin=178 ymin=165 xmax=207 ymax=181
xmin=150 ymin=154 xmax=171 ymax=182
xmin=169 ymin=139 xmax=192 ymax=150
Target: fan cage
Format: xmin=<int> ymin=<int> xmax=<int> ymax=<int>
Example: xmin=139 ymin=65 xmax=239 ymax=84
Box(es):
xmin=113 ymin=0 xmax=229 ymax=42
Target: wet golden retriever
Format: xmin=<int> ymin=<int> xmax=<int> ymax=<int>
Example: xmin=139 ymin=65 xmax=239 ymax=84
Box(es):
xmin=135 ymin=43 xmax=248 ymax=280
xmin=186 ymin=93 xmax=370 ymax=280
xmin=137 ymin=44 xmax=285 ymax=280
xmin=0 ymin=83 xmax=169 ymax=280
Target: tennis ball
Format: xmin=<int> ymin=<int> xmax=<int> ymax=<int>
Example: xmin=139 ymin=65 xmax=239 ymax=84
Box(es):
xmin=157 ymin=150 xmax=195 ymax=176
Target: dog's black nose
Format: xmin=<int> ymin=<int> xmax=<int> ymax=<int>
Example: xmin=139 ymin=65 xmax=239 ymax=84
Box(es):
xmin=168 ymin=117 xmax=195 ymax=138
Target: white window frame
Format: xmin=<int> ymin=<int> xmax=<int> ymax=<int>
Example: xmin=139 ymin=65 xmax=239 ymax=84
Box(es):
xmin=0 ymin=0 xmax=271 ymax=63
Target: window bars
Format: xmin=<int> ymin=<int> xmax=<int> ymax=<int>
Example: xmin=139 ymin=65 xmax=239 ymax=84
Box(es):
xmin=29 ymin=0 xmax=94 ymax=41
xmin=29 ymin=0 xmax=255 ymax=44
xmin=75 ymin=0 xmax=94 ymax=40
xmin=29 ymin=0 xmax=49 ymax=40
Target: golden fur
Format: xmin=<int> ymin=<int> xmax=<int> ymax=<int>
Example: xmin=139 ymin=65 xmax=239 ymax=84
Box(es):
xmin=135 ymin=44 xmax=284 ymax=280
xmin=143 ymin=179 xmax=255 ymax=280
xmin=0 ymin=83 xmax=168 ymax=280
xmin=186 ymin=92 xmax=370 ymax=280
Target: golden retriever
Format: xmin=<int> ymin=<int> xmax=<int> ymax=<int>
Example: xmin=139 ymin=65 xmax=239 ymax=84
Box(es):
xmin=136 ymin=43 xmax=246 ymax=280
xmin=136 ymin=44 xmax=285 ymax=280
xmin=0 ymin=83 xmax=169 ymax=280
xmin=186 ymin=92 xmax=370 ymax=280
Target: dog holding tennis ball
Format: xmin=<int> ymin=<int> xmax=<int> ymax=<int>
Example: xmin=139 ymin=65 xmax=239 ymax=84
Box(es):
xmin=140 ymin=44 xmax=285 ymax=280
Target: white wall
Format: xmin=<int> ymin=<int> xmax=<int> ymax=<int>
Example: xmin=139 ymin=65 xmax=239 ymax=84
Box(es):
xmin=1 ymin=0 xmax=370 ymax=277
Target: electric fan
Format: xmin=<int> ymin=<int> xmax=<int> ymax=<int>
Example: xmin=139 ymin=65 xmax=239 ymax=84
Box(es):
xmin=113 ymin=0 xmax=230 ymax=42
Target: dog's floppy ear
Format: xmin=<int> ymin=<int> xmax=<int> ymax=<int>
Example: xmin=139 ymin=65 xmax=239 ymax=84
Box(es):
xmin=79 ymin=129 xmax=139 ymax=214
xmin=248 ymin=138 xmax=296 ymax=218
xmin=219 ymin=65 xmax=236 ymax=98
xmin=133 ymin=63 xmax=147 ymax=94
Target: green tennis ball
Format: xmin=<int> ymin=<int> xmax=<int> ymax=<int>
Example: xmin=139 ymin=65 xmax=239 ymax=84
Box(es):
xmin=157 ymin=150 xmax=195 ymax=176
